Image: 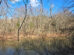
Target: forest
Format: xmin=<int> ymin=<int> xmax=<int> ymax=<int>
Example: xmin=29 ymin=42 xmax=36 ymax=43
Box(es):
xmin=0 ymin=0 xmax=74 ymax=55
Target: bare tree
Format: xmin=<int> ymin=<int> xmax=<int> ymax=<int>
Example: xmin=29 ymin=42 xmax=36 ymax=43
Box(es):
xmin=63 ymin=0 xmax=74 ymax=12
xmin=0 ymin=0 xmax=2 ymax=4
xmin=40 ymin=0 xmax=43 ymax=13
xmin=17 ymin=0 xmax=28 ymax=41
xmin=49 ymin=4 xmax=54 ymax=18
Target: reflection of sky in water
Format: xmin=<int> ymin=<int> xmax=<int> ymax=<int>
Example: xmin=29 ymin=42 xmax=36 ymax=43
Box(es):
xmin=0 ymin=47 xmax=74 ymax=55
xmin=0 ymin=47 xmax=15 ymax=55
xmin=0 ymin=47 xmax=39 ymax=55
xmin=6 ymin=47 xmax=15 ymax=55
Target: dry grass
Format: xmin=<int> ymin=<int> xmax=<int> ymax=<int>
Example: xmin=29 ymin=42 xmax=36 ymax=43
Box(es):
xmin=0 ymin=13 xmax=74 ymax=55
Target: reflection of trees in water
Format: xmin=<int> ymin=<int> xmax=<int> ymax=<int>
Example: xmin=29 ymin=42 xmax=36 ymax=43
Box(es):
xmin=0 ymin=47 xmax=74 ymax=55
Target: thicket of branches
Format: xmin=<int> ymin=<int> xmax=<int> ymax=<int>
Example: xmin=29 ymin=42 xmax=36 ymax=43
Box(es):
xmin=0 ymin=0 xmax=74 ymax=55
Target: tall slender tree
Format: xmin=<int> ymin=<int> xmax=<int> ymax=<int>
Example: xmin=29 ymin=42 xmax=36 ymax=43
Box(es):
xmin=17 ymin=0 xmax=28 ymax=41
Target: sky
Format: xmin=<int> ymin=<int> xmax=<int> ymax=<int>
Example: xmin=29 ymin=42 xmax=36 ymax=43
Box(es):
xmin=9 ymin=0 xmax=64 ymax=13
xmin=0 ymin=0 xmax=65 ymax=18
xmin=9 ymin=0 xmax=63 ymax=6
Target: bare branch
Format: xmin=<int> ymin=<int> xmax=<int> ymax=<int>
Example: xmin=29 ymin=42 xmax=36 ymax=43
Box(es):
xmin=17 ymin=0 xmax=28 ymax=41
xmin=0 ymin=0 xmax=2 ymax=4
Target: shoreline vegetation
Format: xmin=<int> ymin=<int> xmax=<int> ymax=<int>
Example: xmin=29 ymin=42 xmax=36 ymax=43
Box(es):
xmin=0 ymin=14 xmax=74 ymax=55
xmin=0 ymin=0 xmax=74 ymax=55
